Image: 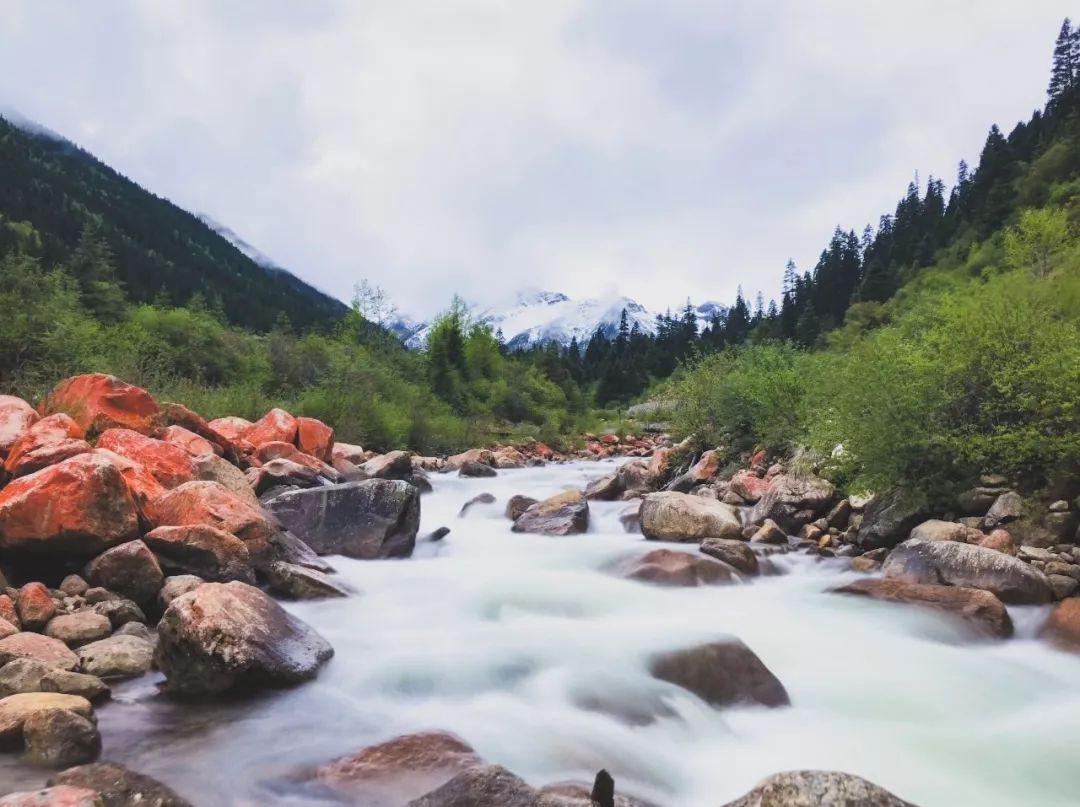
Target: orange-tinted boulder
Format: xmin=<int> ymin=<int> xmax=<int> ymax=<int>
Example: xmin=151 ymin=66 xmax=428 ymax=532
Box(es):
xmin=253 ymin=442 xmax=337 ymax=478
xmin=688 ymin=449 xmax=721 ymax=483
xmin=42 ymin=374 xmax=161 ymax=437
xmin=4 ymin=414 xmax=91 ymax=478
xmin=1040 ymin=597 xmax=1080 ymax=653
xmin=533 ymin=442 xmax=555 ymax=460
xmin=96 ymin=429 xmax=195 ymax=490
xmin=243 ymin=408 xmax=298 ymax=449
xmin=90 ymin=449 xmax=166 ymax=517
xmin=159 ymin=425 xmax=218 ymax=459
xmin=0 ymin=395 xmax=38 ymax=458
xmin=148 ymin=481 xmax=278 ymax=564
xmin=0 ymin=595 xmax=19 ymax=628
xmin=729 ymin=469 xmax=770 ymax=504
xmin=0 ymin=454 xmax=139 ymax=555
xmin=206 ymin=416 xmax=252 ymax=443
xmin=159 ymin=402 xmax=231 ymax=453
xmin=16 ymin=583 xmax=57 ymax=631
xmin=296 ymin=417 xmax=334 ymax=462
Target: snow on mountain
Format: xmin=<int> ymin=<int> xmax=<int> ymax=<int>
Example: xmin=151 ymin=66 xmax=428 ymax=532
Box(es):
xmin=396 ymin=289 xmax=726 ymax=350
xmin=196 ymin=214 xmax=287 ymax=273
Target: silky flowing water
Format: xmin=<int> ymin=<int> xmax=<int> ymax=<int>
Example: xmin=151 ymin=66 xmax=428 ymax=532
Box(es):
xmin=3 ymin=460 xmax=1079 ymax=805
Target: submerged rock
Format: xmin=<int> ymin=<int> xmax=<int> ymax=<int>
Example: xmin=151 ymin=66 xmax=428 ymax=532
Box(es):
xmin=649 ymin=640 xmax=789 ymax=708
xmin=512 ymin=491 xmax=589 ymax=536
xmin=154 ymin=581 xmax=333 ymax=696
xmin=264 ymin=561 xmax=349 ymax=600
xmin=49 ymin=762 xmax=193 ymax=807
xmin=267 ymin=479 xmax=420 ymax=559
xmin=721 ymin=770 xmax=916 ymax=806
xmin=505 ymin=495 xmax=538 ymax=521
xmin=883 ymin=538 xmax=1053 ymax=605
xmin=620 ymin=549 xmax=736 ymax=587
xmin=700 ymin=538 xmax=760 ymax=576
xmin=406 ymin=764 xmax=536 ymax=807
xmin=834 ymin=578 xmax=1013 ymax=638
xmin=640 ymin=492 xmax=742 ymax=542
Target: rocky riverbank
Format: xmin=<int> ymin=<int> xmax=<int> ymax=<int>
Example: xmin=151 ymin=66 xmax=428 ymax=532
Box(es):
xmin=0 ymin=372 xmax=1074 ymax=804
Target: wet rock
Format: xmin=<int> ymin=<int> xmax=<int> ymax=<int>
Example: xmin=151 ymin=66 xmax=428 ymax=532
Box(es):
xmin=18 ymin=583 xmax=57 ymax=631
xmin=296 ymin=416 xmax=335 ymax=463
xmin=83 ymin=541 xmax=163 ymax=606
xmin=23 ymin=708 xmax=101 ymax=767
xmin=142 ymin=525 xmax=254 ymax=583
xmin=493 ymin=447 xmax=527 ymax=469
xmin=0 ymin=659 xmax=109 ymax=702
xmin=59 ymin=577 xmax=88 ymax=598
xmin=721 ymin=770 xmax=916 ymax=807
xmin=908 ymin=519 xmax=984 ymax=544
xmin=75 ymin=635 xmax=154 ymax=680
xmin=313 ymin=730 xmax=482 ymax=804
xmin=254 ymin=442 xmax=339 ymax=480
xmin=0 ymin=634 xmax=79 ymax=671
xmin=247 ymin=458 xmax=322 ymax=494
xmin=424 ymin=527 xmax=451 ymax=543
xmin=883 ymin=538 xmax=1053 ymax=605
xmin=750 ymin=519 xmax=788 ymax=545
xmin=700 ymin=538 xmax=760 ymax=576
xmin=825 ymin=499 xmax=851 ymax=531
xmin=268 ymin=479 xmax=420 ymax=559
xmin=640 ymin=492 xmax=742 ymax=542
xmin=0 ymin=453 xmax=139 ymax=556
xmin=158 ymin=577 xmax=204 ymax=609
xmin=649 ymin=640 xmax=789 ymax=708
xmin=747 ymin=474 xmax=835 ymax=533
xmin=406 ymin=764 xmax=536 ymax=807
xmin=0 ymin=395 xmax=39 ymax=459
xmin=857 ymin=488 xmax=930 ymax=550
xmin=0 ymin=692 xmax=93 ymax=742
xmin=44 ymin=614 xmax=112 ymax=648
xmin=615 ymin=460 xmax=651 ymax=497
xmin=851 ymin=547 xmax=888 ymax=572
xmin=505 ymin=495 xmax=538 ymax=521
xmin=459 ymin=493 xmax=496 ymax=516
xmin=0 ymin=785 xmax=103 ymax=806
xmin=49 ymin=762 xmax=193 ymax=807
xmin=264 ymin=561 xmax=349 ymax=600
xmin=95 ymin=429 xmax=195 ymax=490
xmin=584 ymin=473 xmax=621 ymax=501
xmin=1039 ymin=597 xmax=1080 ymax=652
xmin=621 ymin=549 xmax=737 ymax=587
xmin=458 ymin=460 xmax=497 ymax=478
xmin=512 ymin=490 xmax=590 ymax=536
xmin=834 ymin=578 xmax=1012 ymax=638
xmin=43 ymin=374 xmax=162 ymax=437
xmin=154 ymin=581 xmax=333 ymax=696
xmin=618 ymin=503 xmax=642 ymax=534
xmin=536 ymin=775 xmax=656 ymax=807
xmin=149 ymin=481 xmax=280 ymax=565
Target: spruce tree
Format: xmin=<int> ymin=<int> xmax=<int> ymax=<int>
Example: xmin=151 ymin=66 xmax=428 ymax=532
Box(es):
xmin=1048 ymin=18 xmax=1075 ymax=102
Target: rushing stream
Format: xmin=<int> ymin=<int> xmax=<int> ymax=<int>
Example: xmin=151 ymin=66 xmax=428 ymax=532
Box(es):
xmin=3 ymin=460 xmax=1080 ymax=805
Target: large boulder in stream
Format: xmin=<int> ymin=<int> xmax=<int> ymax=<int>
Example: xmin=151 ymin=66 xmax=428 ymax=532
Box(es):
xmin=267 ymin=479 xmax=420 ymax=559
xmin=747 ymin=474 xmax=835 ymax=533
xmin=649 ymin=640 xmax=789 ymax=708
xmin=406 ymin=764 xmax=537 ymax=807
xmin=143 ymin=524 xmax=254 ymax=583
xmin=1039 ymin=597 xmax=1080 ymax=653
xmin=857 ymin=488 xmax=930 ymax=550
xmin=49 ymin=762 xmax=193 ymax=807
xmin=883 ymin=538 xmax=1054 ymax=605
xmin=154 ymin=581 xmax=333 ymax=696
xmin=834 ymin=578 xmax=1013 ymax=638
xmin=721 ymin=770 xmax=917 ymax=807
xmin=620 ymin=549 xmax=736 ymax=587
xmin=511 ymin=490 xmax=589 ymax=536
xmin=640 ymin=492 xmax=742 ymax=542
xmin=0 ymin=785 xmax=103 ymax=806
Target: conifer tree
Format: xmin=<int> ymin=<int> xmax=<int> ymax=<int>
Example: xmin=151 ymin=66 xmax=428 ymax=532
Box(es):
xmin=1049 ymin=18 xmax=1076 ymax=102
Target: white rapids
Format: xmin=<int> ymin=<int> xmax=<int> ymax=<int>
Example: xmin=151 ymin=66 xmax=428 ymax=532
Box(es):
xmin=4 ymin=460 xmax=1079 ymax=806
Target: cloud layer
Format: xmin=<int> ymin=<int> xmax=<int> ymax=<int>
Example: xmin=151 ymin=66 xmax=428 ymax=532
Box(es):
xmin=0 ymin=1 xmax=1070 ymax=316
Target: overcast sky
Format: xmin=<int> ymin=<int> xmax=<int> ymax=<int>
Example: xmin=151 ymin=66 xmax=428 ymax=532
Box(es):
xmin=0 ymin=2 xmax=1072 ymax=317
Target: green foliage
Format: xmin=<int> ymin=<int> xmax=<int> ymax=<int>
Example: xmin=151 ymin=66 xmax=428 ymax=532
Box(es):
xmin=1003 ymin=207 xmax=1071 ymax=276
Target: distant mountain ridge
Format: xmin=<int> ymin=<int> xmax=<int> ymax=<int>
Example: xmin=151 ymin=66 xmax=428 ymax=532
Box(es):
xmin=393 ymin=289 xmax=726 ymax=350
xmin=0 ymin=113 xmax=348 ymax=331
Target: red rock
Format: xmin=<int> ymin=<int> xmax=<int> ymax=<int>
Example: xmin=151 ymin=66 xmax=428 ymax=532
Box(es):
xmin=148 ymin=481 xmax=278 ymax=564
xmin=749 ymin=448 xmax=767 ymax=467
xmin=0 ymin=395 xmax=39 ymax=459
xmin=1040 ymin=597 xmax=1080 ymax=653
xmin=600 ymin=434 xmax=619 ymax=445
xmin=0 ymin=453 xmax=140 ymax=555
xmin=688 ymin=449 xmax=721 ymax=483
xmin=95 ymin=429 xmax=195 ymax=490
xmin=976 ymin=528 xmax=1017 ymax=556
xmin=159 ymin=425 xmax=218 ymax=458
xmin=0 ymin=633 xmax=79 ymax=670
xmin=729 ymin=469 xmax=770 ymax=504
xmin=159 ymin=402 xmax=232 ymax=454
xmin=835 ymin=578 xmax=1013 ymax=638
xmin=586 ymin=441 xmax=603 ymax=455
xmin=5 ymin=414 xmax=91 ymax=478
xmin=296 ymin=417 xmax=334 ymax=462
xmin=253 ymin=441 xmax=336 ymax=477
xmin=16 ymin=583 xmax=56 ymax=631
xmin=243 ymin=408 xmax=298 ymax=449
xmin=647 ymin=447 xmax=672 ymax=482
xmin=43 ymin=374 xmax=161 ymax=437
xmin=91 ymin=449 xmax=166 ymax=516
xmin=0 ymin=595 xmax=19 ymax=628
xmin=0 ymin=785 xmax=103 ymax=806
xmin=331 ymin=442 xmax=365 ymax=464
xmin=206 ymin=416 xmax=252 ymax=443
xmin=83 ymin=540 xmax=164 ymax=604
xmin=444 ymin=448 xmax=494 ymax=471
xmin=533 ymin=442 xmax=554 ymax=460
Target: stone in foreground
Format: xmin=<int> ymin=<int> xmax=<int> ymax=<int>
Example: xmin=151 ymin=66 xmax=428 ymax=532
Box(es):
xmin=512 ymin=490 xmax=590 ymax=536
xmin=721 ymin=770 xmax=916 ymax=806
xmin=883 ymin=538 xmax=1053 ymax=605
xmin=49 ymin=762 xmax=192 ymax=807
xmin=1039 ymin=597 xmax=1080 ymax=653
xmin=640 ymin=492 xmax=742 ymax=542
xmin=649 ymin=640 xmax=789 ymax=708
xmin=0 ymin=659 xmax=109 ymax=702
xmin=0 ymin=786 xmax=103 ymax=807
xmin=834 ymin=578 xmax=1013 ymax=638
xmin=406 ymin=764 xmax=537 ymax=807
xmin=22 ymin=708 xmax=101 ymax=767
xmin=267 ymin=479 xmax=420 ymax=559
xmin=0 ymin=692 xmax=93 ymax=742
xmin=154 ymin=581 xmax=333 ymax=696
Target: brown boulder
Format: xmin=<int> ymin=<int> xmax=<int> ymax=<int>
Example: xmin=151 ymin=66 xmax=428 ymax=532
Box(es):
xmin=0 ymin=658 xmax=109 ymax=701
xmin=44 ymin=613 xmax=113 ymax=647
xmin=0 ymin=453 xmax=139 ymax=555
xmin=314 ymin=731 xmax=482 ymax=804
xmin=154 ymin=581 xmax=333 ymax=695
xmin=360 ymin=450 xmax=414 ymax=480
xmin=143 ymin=525 xmax=253 ymax=583
xmin=48 ymin=762 xmax=192 ymax=807
xmin=687 ymin=449 xmax=721 ymax=483
xmin=331 ymin=442 xmax=366 ymax=464
xmin=0 ymin=634 xmax=79 ymax=670
xmin=505 ymin=495 xmax=538 ymax=521
xmin=263 ymin=561 xmax=348 ymax=600
xmin=17 ymin=582 xmax=57 ymax=631
xmin=444 ymin=448 xmax=494 ymax=472
xmin=834 ymin=578 xmax=1013 ymax=638
xmin=0 ymin=785 xmax=102 ymax=806
xmin=640 ymin=492 xmax=742 ymax=542
xmin=406 ymin=764 xmax=536 ymax=807
xmin=512 ymin=490 xmax=589 ymax=536
xmin=722 ymin=770 xmax=916 ymax=807
xmin=4 ymin=414 xmax=91 ymax=478
xmin=23 ymin=708 xmax=101 ymax=767
xmin=700 ymin=538 xmax=760 ymax=576
xmin=254 ymin=441 xmax=338 ymax=478
xmin=649 ymin=640 xmax=789 ymax=708
xmin=0 ymin=692 xmax=92 ymax=742
xmin=974 ymin=528 xmax=1016 ymax=556
xmin=908 ymin=519 xmax=984 ymax=544
xmin=584 ymin=473 xmax=621 ymax=501
xmin=43 ymin=374 xmax=161 ymax=437
xmin=747 ymin=473 xmax=835 ymax=533
xmin=76 ymin=635 xmax=154 ymax=680
xmin=96 ymin=429 xmax=196 ymax=489
xmin=83 ymin=540 xmax=164 ymax=605
xmin=1040 ymin=597 xmax=1080 ymax=653
xmin=621 ymin=549 xmax=736 ymax=587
